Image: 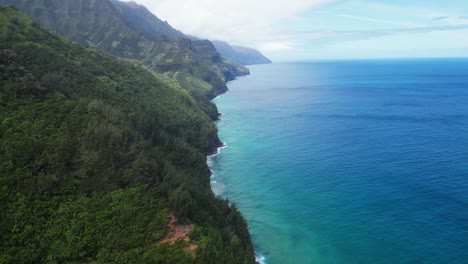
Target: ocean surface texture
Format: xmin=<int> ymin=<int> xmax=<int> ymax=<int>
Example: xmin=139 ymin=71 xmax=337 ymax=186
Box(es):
xmin=209 ymin=60 xmax=468 ymax=264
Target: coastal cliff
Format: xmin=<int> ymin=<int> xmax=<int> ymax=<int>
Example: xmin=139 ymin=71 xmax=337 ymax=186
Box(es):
xmin=0 ymin=4 xmax=256 ymax=263
xmin=212 ymin=40 xmax=272 ymax=65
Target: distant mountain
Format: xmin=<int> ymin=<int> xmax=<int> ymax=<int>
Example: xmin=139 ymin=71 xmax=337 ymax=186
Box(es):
xmin=213 ymin=40 xmax=272 ymax=65
xmin=232 ymin=45 xmax=273 ymax=64
xmin=109 ymin=1 xmax=266 ymax=67
xmin=0 ymin=0 xmax=249 ymax=119
xmin=110 ymin=2 xmax=270 ymax=68
xmin=109 ymin=0 xmax=249 ymax=79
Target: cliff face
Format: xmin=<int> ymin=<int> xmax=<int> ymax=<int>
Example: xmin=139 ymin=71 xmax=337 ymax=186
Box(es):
xmin=0 ymin=6 xmax=256 ymax=263
xmin=191 ymin=39 xmax=250 ymax=81
xmin=213 ymin=40 xmax=272 ymax=65
xmin=108 ymin=0 xmax=249 ymax=83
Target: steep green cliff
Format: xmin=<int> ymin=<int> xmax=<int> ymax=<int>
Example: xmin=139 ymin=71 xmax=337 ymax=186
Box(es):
xmin=0 ymin=6 xmax=255 ymax=263
xmin=0 ymin=0 xmax=249 ymax=120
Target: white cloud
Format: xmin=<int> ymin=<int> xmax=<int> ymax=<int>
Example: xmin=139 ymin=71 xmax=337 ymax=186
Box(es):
xmin=126 ymin=0 xmax=342 ymax=47
xmin=259 ymin=41 xmax=295 ymax=52
xmin=311 ymin=28 xmax=468 ymax=59
xmin=334 ymin=14 xmax=423 ymax=27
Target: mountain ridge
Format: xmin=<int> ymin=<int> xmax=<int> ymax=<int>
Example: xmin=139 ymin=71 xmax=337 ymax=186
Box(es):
xmin=213 ymin=40 xmax=272 ymax=65
xmin=108 ymin=0 xmax=250 ymax=82
xmin=109 ymin=0 xmax=268 ymax=66
xmin=110 ymin=0 xmax=185 ymax=39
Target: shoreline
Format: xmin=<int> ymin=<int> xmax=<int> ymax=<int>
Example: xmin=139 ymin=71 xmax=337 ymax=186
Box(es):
xmin=206 ymin=72 xmax=268 ymax=264
xmin=207 ymin=142 xmax=228 ymax=158
xmin=205 ymin=83 xmax=232 ymax=156
xmin=211 ymin=89 xmax=230 ymax=102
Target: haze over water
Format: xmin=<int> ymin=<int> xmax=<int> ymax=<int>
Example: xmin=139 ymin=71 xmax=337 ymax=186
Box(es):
xmin=209 ymin=60 xmax=468 ymax=264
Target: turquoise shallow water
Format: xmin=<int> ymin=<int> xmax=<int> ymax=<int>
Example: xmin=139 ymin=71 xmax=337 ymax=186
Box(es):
xmin=208 ymin=60 xmax=468 ymax=264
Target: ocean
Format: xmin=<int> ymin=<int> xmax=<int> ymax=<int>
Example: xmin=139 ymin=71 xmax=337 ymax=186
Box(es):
xmin=208 ymin=59 xmax=468 ymax=264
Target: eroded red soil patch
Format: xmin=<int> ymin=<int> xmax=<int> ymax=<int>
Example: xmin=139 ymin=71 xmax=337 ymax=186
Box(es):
xmin=155 ymin=214 xmax=198 ymax=253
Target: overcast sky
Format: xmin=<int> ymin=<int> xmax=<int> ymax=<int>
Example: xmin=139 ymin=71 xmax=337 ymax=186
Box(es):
xmin=126 ymin=0 xmax=468 ymax=61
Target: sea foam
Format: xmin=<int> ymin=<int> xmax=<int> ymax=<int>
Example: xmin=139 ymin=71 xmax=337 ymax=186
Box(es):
xmin=255 ymin=254 xmax=266 ymax=264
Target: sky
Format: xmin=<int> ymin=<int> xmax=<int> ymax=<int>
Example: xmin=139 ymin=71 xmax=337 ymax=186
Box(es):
xmin=127 ymin=0 xmax=468 ymax=61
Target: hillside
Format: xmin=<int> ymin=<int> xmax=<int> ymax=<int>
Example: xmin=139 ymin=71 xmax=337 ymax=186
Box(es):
xmin=213 ymin=40 xmax=272 ymax=65
xmin=0 ymin=6 xmax=255 ymax=263
xmin=0 ymin=0 xmax=249 ymax=120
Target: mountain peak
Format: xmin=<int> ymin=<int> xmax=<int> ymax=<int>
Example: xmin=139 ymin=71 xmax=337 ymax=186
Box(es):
xmin=110 ymin=0 xmax=184 ymax=38
xmin=125 ymin=0 xmax=139 ymax=6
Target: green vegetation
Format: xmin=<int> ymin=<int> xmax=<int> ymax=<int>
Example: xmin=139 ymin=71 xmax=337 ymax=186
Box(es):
xmin=0 ymin=0 xmax=249 ymax=121
xmin=0 ymin=6 xmax=255 ymax=263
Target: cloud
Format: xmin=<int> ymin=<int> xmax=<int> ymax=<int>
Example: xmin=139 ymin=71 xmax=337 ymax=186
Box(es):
xmin=432 ymin=16 xmax=449 ymax=21
xmin=258 ymin=41 xmax=295 ymax=52
xmin=122 ymin=0 xmax=468 ymax=60
xmin=126 ymin=0 xmax=343 ymax=46
xmin=297 ymin=24 xmax=468 ymax=45
xmin=429 ymin=15 xmax=468 ymax=26
xmin=335 ymin=13 xmax=422 ymax=27
xmin=311 ymin=28 xmax=468 ymax=60
xmin=357 ymin=2 xmax=444 ymax=21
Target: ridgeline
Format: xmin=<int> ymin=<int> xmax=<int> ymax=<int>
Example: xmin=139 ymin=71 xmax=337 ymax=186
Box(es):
xmin=0 ymin=0 xmax=250 ymax=120
xmin=212 ymin=41 xmax=272 ymax=66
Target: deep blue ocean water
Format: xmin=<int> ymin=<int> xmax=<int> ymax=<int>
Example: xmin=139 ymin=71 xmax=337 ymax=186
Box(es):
xmin=208 ymin=59 xmax=468 ymax=264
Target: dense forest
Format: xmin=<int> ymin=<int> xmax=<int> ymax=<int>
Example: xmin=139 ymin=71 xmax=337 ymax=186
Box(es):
xmin=0 ymin=6 xmax=255 ymax=263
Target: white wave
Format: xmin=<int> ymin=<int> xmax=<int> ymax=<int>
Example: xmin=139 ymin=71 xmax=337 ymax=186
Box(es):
xmin=211 ymin=90 xmax=230 ymax=101
xmin=207 ymin=142 xmax=228 ymax=157
xmin=211 ymin=181 xmax=225 ymax=196
xmin=256 ymin=254 xmax=267 ymax=264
